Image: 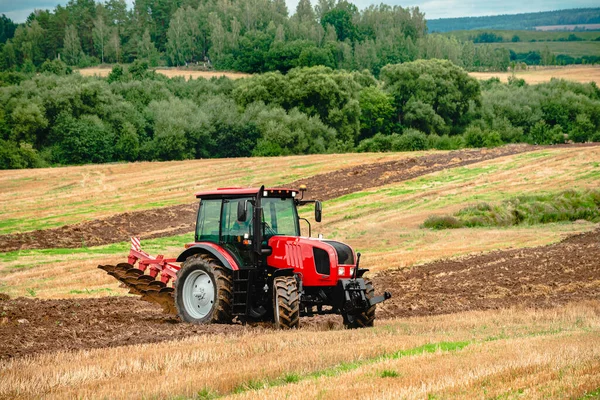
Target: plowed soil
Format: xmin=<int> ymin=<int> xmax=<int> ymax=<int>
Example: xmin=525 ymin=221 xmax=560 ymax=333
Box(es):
xmin=1 ymin=228 xmax=598 ymax=360
xmin=3 ymin=144 xmax=591 ymax=253
xmin=373 ymin=228 xmax=600 ymax=319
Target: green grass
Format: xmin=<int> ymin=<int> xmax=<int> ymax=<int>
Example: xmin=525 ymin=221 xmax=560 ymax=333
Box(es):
xmin=445 ymin=29 xmax=600 ymax=43
xmin=68 ymin=288 xmax=114 ymax=295
xmin=0 ymin=233 xmax=193 ymax=265
xmin=579 ymin=388 xmax=600 ymax=399
xmin=379 ymin=369 xmax=400 ymax=378
xmin=423 ymin=189 xmax=600 ymax=230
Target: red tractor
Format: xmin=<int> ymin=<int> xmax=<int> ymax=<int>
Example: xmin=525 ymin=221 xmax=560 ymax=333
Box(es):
xmin=100 ymin=185 xmax=390 ymax=329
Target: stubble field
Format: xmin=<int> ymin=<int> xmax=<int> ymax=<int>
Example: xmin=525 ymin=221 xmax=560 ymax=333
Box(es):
xmin=78 ymin=64 xmax=600 ymax=85
xmin=1 ymin=144 xmax=599 ymax=399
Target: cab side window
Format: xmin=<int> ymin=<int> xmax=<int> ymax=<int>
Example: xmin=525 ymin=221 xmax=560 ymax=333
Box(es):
xmin=196 ymin=200 xmax=221 ymax=243
xmin=221 ymin=198 xmax=253 ymax=243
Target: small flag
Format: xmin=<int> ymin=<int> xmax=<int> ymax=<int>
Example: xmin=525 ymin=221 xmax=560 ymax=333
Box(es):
xmin=131 ymin=237 xmax=141 ymax=251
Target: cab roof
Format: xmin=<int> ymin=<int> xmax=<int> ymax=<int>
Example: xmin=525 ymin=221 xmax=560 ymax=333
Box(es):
xmin=195 ymin=187 xmax=299 ymax=199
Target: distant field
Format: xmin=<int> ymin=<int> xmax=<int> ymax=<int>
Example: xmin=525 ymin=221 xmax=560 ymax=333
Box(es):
xmin=469 ymin=65 xmax=600 ymax=84
xmin=77 ymin=67 xmax=251 ymax=80
xmin=447 ymin=29 xmax=600 ymax=42
xmin=535 ymin=24 xmax=600 ymax=31
xmin=479 ymin=40 xmax=600 ymax=57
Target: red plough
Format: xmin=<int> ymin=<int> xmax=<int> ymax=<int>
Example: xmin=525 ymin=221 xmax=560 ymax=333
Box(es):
xmin=98 ymin=238 xmax=180 ymax=314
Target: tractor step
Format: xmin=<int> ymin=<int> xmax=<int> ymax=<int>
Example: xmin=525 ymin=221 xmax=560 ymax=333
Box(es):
xmin=232 ymin=270 xmax=251 ymax=316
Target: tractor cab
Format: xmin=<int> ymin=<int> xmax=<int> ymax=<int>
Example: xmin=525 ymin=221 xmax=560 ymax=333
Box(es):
xmin=193 ymin=186 xmax=320 ymax=268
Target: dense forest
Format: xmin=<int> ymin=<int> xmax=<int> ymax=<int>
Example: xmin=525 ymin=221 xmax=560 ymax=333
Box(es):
xmin=428 ymin=8 xmax=600 ymax=32
xmin=1 ymin=59 xmax=599 ymax=169
xmin=0 ymin=0 xmax=515 ymax=74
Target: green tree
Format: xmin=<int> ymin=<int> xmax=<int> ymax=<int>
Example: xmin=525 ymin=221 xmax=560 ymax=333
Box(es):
xmin=381 ymin=59 xmax=481 ymax=134
xmin=62 ymin=24 xmax=82 ymax=65
xmin=93 ymin=15 xmax=110 ymax=63
xmin=51 ymin=113 xmax=114 ymax=164
xmin=358 ymin=86 xmax=394 ymax=138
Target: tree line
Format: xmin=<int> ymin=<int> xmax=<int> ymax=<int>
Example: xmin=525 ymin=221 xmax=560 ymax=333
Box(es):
xmin=1 ymin=59 xmax=599 ymax=169
xmin=0 ymin=0 xmax=515 ymax=75
xmin=428 ymin=8 xmax=600 ymax=32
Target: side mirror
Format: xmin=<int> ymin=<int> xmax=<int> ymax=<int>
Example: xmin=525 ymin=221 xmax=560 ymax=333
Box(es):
xmin=315 ymin=200 xmax=322 ymax=223
xmin=237 ymin=201 xmax=247 ymax=222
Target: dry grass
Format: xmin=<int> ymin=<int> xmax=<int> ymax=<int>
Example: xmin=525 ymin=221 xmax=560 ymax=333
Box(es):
xmin=0 ymin=152 xmax=415 ymax=234
xmin=76 ymin=67 xmax=251 ymax=80
xmin=469 ymin=65 xmax=600 ymax=84
xmin=235 ymin=331 xmax=600 ymax=400
xmin=1 ymin=302 xmax=598 ymax=400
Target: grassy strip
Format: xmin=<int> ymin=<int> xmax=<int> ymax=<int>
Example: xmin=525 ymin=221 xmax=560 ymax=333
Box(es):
xmin=190 ymin=327 xmax=572 ymax=399
xmin=0 ymin=233 xmax=193 ymax=263
xmin=423 ymin=189 xmax=600 ymax=230
xmin=188 ymin=341 xmax=470 ymax=399
xmin=579 ymin=388 xmax=600 ymax=399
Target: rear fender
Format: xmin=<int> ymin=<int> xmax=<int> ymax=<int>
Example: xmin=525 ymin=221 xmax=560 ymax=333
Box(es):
xmin=176 ymin=243 xmax=240 ymax=271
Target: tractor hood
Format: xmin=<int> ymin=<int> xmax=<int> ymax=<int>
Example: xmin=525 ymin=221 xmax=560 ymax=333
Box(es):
xmin=267 ymin=236 xmax=357 ymax=287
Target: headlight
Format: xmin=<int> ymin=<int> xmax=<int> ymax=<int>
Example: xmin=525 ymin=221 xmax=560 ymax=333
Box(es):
xmin=338 ymin=266 xmax=345 ymax=276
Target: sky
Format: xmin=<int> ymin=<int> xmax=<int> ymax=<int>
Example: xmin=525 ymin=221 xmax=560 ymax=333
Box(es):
xmin=0 ymin=0 xmax=598 ymax=23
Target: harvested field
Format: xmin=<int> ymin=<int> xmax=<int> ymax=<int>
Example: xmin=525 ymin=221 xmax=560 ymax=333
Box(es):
xmin=0 ymin=152 xmax=411 ymax=236
xmin=1 ymin=227 xmax=598 ymax=360
xmin=1 ymin=303 xmax=597 ymax=400
xmin=469 ymin=65 xmax=600 ymax=84
xmin=1 ymin=144 xmax=588 ymax=252
xmin=77 ymin=67 xmax=251 ymax=80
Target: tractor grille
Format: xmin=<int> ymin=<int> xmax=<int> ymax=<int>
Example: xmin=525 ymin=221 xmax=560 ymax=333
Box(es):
xmin=324 ymin=241 xmax=355 ymax=265
xmin=313 ymin=247 xmax=330 ymax=275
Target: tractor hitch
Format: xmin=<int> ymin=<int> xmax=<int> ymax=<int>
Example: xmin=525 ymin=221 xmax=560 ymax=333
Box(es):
xmin=368 ymin=291 xmax=392 ymax=307
xmin=334 ymin=279 xmax=392 ymax=315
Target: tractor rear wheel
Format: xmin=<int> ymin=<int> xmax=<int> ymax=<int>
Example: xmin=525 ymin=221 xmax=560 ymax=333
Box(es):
xmin=174 ymin=255 xmax=233 ymax=324
xmin=343 ymin=279 xmax=376 ymax=329
xmin=273 ymin=276 xmax=300 ymax=329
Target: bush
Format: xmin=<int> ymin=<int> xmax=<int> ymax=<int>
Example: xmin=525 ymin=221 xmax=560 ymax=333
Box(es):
xmin=423 ymin=189 xmax=600 ymax=230
xmin=464 ymin=126 xmax=504 ymax=148
xmin=0 ymin=140 xmax=47 ymax=169
xmin=422 ymin=215 xmax=463 ymax=229
xmin=39 ymin=59 xmax=71 ymax=75
xmin=428 ymin=134 xmax=465 ymax=150
xmin=393 ymin=129 xmax=428 ymax=151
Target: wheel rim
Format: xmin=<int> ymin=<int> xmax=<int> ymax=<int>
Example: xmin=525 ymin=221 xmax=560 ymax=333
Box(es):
xmin=182 ymin=270 xmax=215 ymax=319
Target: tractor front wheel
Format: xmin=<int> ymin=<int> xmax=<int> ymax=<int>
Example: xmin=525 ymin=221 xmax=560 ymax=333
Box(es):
xmin=174 ymin=255 xmax=233 ymax=324
xmin=342 ymin=279 xmax=376 ymax=329
xmin=273 ymin=276 xmax=300 ymax=329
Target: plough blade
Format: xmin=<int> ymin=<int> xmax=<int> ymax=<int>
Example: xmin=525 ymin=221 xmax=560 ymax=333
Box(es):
xmin=98 ymin=264 xmax=176 ymax=315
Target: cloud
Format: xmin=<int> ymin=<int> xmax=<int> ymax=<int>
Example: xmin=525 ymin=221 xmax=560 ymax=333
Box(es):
xmin=286 ymin=0 xmax=599 ymax=19
xmin=1 ymin=0 xmax=598 ymax=23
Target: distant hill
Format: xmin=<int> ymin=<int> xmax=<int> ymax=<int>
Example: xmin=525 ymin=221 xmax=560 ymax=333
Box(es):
xmin=428 ymin=8 xmax=600 ymax=32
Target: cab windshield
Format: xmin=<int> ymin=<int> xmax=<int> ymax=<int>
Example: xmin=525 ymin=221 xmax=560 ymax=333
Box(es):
xmin=262 ymin=197 xmax=300 ymax=238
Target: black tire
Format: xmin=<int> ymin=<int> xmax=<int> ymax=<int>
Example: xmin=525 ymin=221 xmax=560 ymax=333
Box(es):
xmin=343 ymin=279 xmax=376 ymax=329
xmin=174 ymin=254 xmax=233 ymax=324
xmin=273 ymin=276 xmax=300 ymax=329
